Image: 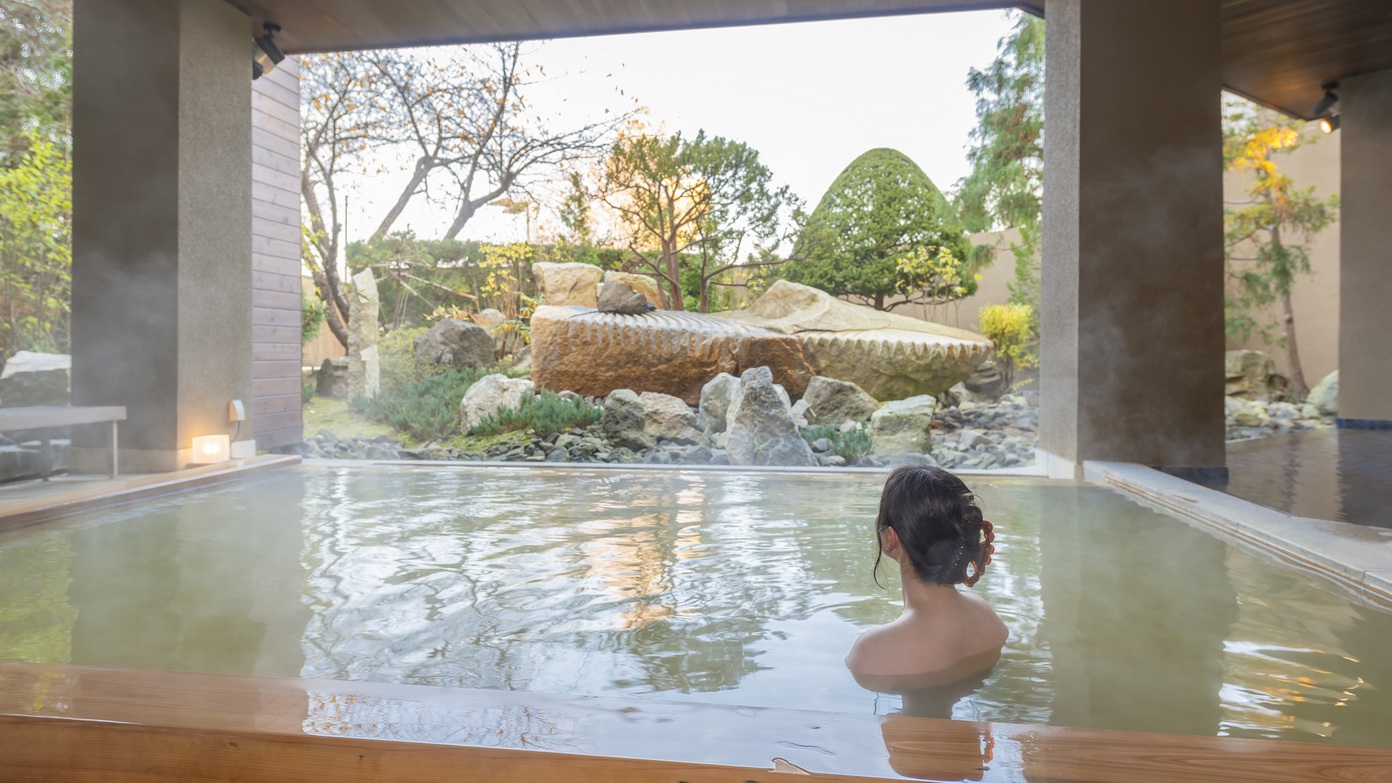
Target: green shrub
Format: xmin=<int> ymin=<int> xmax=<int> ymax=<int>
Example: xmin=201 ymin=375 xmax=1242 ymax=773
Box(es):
xmin=377 ymin=326 xmax=432 ymax=391
xmin=472 ymin=391 xmax=603 ymax=438
xmin=978 ymin=303 xmax=1037 ymax=391
xmin=302 ymin=294 xmax=327 ymax=344
xmin=352 ymin=368 xmax=488 ymax=442
xmin=800 ymin=424 xmax=873 ymax=463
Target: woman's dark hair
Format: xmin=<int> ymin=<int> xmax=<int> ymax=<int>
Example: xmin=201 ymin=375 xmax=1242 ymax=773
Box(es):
xmin=873 ymin=466 xmax=995 ymax=588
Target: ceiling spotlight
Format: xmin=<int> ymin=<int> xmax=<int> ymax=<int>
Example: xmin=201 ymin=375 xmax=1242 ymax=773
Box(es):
xmin=1320 ymin=114 xmax=1341 ymax=134
xmin=252 ymin=23 xmax=284 ymax=81
xmin=1312 ymin=82 xmax=1339 ymax=118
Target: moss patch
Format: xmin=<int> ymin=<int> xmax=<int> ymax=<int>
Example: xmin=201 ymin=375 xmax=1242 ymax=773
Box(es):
xmin=439 ymin=430 xmax=531 ymax=455
xmin=302 ymin=396 xmax=399 ymax=441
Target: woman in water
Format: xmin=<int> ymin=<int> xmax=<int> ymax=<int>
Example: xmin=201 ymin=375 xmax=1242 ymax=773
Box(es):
xmin=846 ymin=465 xmax=1007 ymax=695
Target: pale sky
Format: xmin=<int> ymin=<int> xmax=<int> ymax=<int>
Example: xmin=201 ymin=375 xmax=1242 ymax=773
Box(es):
xmin=340 ymin=10 xmax=1018 ymax=245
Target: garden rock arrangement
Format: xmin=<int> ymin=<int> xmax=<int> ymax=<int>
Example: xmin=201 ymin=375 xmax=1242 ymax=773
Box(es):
xmin=0 ymin=351 xmax=70 ymax=406
xmin=1225 ymin=397 xmax=1332 ymax=441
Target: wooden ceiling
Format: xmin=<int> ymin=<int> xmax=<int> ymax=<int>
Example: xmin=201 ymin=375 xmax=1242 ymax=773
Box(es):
xmin=227 ymin=0 xmax=1392 ymax=119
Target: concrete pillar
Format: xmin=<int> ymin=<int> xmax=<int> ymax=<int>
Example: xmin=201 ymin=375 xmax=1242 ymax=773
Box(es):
xmin=1337 ymin=68 xmax=1392 ymax=428
xmin=71 ymin=0 xmax=254 ymax=473
xmin=1039 ymin=0 xmax=1225 ymax=477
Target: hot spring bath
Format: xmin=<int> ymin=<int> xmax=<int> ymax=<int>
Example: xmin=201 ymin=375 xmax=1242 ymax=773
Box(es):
xmin=2 ymin=465 xmax=1390 ymax=749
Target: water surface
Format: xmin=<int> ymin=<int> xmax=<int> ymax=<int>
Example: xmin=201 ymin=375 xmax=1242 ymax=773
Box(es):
xmin=1 ymin=465 xmax=1390 ymax=747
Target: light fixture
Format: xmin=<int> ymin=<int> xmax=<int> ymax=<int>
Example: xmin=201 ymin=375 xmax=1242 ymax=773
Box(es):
xmin=1311 ymin=82 xmax=1339 ymax=118
xmin=1320 ymin=114 xmax=1341 ymax=134
xmin=252 ymin=23 xmax=284 ymax=81
xmin=192 ymin=434 xmax=231 ymax=465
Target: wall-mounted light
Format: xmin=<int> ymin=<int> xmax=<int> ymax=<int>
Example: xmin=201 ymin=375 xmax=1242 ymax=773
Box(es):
xmin=192 ymin=434 xmax=231 ymax=465
xmin=252 ymin=23 xmax=284 ymax=81
xmin=1312 ymin=82 xmax=1339 ymax=118
xmin=1320 ymin=114 xmax=1341 ymax=134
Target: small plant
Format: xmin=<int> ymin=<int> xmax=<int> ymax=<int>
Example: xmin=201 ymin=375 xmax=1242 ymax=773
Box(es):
xmin=302 ymin=377 xmax=316 ymax=404
xmin=800 ymin=424 xmax=874 ymax=463
xmin=352 ymin=368 xmax=489 ymax=442
xmin=471 ymin=391 xmax=603 ymax=438
xmin=979 ymin=303 xmax=1037 ymax=391
xmin=377 ymin=325 xmax=432 ymax=391
xmin=302 ymin=294 xmax=328 ymax=344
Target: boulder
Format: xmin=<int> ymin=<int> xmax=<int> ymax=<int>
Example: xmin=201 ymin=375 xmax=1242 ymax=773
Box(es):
xmin=533 ymin=262 xmax=603 ymax=307
xmin=870 ymin=395 xmax=938 ymax=455
xmin=725 ymin=366 xmax=815 ymax=467
xmin=529 ymin=306 xmax=812 ymax=404
xmin=414 ymin=318 xmax=496 ymax=369
xmin=347 ymin=268 xmax=381 ymax=399
xmin=596 ymin=281 xmax=655 ymax=314
xmin=1225 ymin=350 xmax=1285 ymax=401
xmin=316 ymin=357 xmax=349 ymax=399
xmin=801 ymin=376 xmax=879 ymax=425
xmin=603 ymin=270 xmax=665 ymax=309
xmin=1307 ymin=370 xmax=1339 ymax=416
xmin=699 ymin=373 xmax=739 ymax=433
xmin=0 ymin=351 xmax=70 ymax=407
xmin=602 ymin=389 xmax=655 ymax=451
xmin=713 ymin=281 xmax=991 ymax=400
xmin=638 ymin=391 xmax=704 ymax=444
xmin=460 ymin=374 xmax=534 ymax=432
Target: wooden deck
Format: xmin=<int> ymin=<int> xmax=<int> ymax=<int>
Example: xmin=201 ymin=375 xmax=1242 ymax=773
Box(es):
xmin=2 ymin=662 xmax=1390 ymax=782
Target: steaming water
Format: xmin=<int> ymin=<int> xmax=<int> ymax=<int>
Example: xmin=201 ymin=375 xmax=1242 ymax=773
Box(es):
xmin=2 ymin=465 xmax=1391 ymax=747
xmin=1224 ymin=428 xmax=1392 ymax=527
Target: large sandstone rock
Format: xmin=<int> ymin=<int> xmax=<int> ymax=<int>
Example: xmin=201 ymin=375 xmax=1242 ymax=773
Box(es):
xmin=726 ymin=367 xmax=815 ymax=467
xmin=1307 ymin=370 xmax=1339 ymax=416
xmin=460 ymin=374 xmax=533 ymax=432
xmin=0 ymin=351 xmax=70 ymax=407
xmin=1224 ymin=350 xmax=1289 ymax=401
xmin=699 ymin=373 xmax=739 ymax=433
xmin=415 ymin=318 xmax=496 ymax=369
xmin=603 ymin=270 xmax=665 ymax=309
xmin=602 ymin=389 xmax=655 ymax=451
xmin=871 ymin=395 xmax=938 ymax=455
xmin=529 ymin=306 xmax=812 ymax=404
xmin=714 ymin=281 xmax=991 ymax=400
xmin=347 ymin=268 xmax=381 ymax=399
xmin=317 ymin=357 xmax=349 ymax=399
xmin=801 ymin=376 xmax=879 ymax=425
xmin=533 ymin=262 xmax=603 ymax=307
xmin=638 ymin=391 xmax=703 ymax=444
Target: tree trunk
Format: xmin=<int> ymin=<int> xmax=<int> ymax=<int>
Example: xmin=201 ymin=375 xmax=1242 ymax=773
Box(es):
xmin=663 ymin=245 xmax=683 ymax=312
xmin=370 ymin=159 xmax=431 ymax=243
xmin=874 ymin=292 xmax=885 ymax=311
xmin=698 ymin=279 xmax=709 ymax=313
xmin=1279 ymin=290 xmax=1309 ymax=401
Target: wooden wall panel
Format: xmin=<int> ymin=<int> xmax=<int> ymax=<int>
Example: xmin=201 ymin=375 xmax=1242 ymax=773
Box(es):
xmin=251 ymin=58 xmax=303 ymax=452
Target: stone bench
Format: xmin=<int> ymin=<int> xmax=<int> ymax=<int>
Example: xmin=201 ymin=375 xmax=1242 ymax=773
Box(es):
xmin=0 ymin=406 xmax=126 ymax=479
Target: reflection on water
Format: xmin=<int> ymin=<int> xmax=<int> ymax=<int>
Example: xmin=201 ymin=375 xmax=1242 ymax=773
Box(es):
xmin=1 ymin=466 xmax=1390 ymax=747
xmin=1224 ymin=428 xmax=1392 ymax=527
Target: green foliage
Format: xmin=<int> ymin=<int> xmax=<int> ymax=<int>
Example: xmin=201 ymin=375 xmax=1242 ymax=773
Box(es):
xmin=800 ymin=424 xmax=873 ymax=463
xmin=956 ymin=11 xmax=1044 ymax=311
xmin=0 ymin=0 xmax=71 ymax=162
xmin=471 ymin=391 xmax=603 ymax=438
xmin=979 ymin=304 xmax=1037 ymax=391
xmin=352 ymin=368 xmax=489 ymax=443
xmin=302 ymin=293 xmax=327 ymax=344
xmin=0 ymin=132 xmax=70 ymax=356
xmin=1222 ymin=99 xmax=1339 ymax=398
xmin=782 ymin=148 xmax=974 ymax=311
xmin=376 ymin=325 xmax=432 ymax=390
xmin=599 ymin=130 xmax=802 ymax=312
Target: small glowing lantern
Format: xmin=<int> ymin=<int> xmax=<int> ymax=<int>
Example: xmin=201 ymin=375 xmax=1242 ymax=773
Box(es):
xmin=192 ymin=434 xmax=231 ymax=465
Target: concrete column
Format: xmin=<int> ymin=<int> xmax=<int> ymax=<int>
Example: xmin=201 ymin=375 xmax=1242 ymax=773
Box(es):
xmin=1337 ymin=68 xmax=1392 ymax=427
xmin=71 ymin=0 xmax=254 ymax=473
xmin=1039 ymin=0 xmax=1225 ymax=477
